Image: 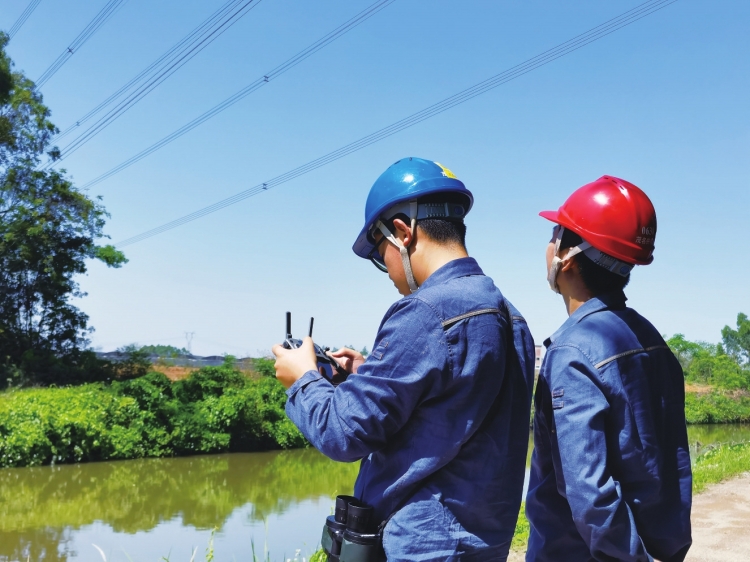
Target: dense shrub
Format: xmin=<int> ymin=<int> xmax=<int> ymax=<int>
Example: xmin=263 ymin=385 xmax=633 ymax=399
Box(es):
xmin=684 ymin=391 xmax=750 ymax=424
xmin=0 ymin=364 xmax=305 ymax=468
xmin=252 ymin=357 xmax=276 ymax=378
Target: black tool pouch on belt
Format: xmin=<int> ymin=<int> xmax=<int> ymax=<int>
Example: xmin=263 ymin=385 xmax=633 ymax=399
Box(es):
xmin=321 ymin=495 xmax=386 ymax=562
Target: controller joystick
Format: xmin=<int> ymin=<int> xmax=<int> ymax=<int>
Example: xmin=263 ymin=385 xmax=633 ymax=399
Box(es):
xmin=283 ymin=312 xmax=348 ymax=385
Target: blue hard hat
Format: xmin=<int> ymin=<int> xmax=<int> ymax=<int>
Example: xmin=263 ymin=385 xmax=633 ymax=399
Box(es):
xmin=352 ymin=157 xmax=474 ymax=258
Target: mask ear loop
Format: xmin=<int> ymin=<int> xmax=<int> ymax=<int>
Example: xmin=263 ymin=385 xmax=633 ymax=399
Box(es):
xmin=374 ymin=199 xmax=420 ymax=293
xmin=547 ymin=226 xmax=591 ymax=294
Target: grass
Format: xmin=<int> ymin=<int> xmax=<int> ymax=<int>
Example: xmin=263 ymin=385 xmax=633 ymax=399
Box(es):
xmin=512 ymin=504 xmax=531 ymax=550
xmin=691 ymin=441 xmax=750 ymax=493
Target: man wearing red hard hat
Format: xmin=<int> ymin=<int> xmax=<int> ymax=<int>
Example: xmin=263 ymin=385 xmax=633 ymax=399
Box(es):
xmin=525 ymin=176 xmax=692 ymax=561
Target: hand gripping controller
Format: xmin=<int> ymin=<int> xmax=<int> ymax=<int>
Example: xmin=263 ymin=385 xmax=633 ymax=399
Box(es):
xmin=282 ymin=312 xmax=348 ymax=386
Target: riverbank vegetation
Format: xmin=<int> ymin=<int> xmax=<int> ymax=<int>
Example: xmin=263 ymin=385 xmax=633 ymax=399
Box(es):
xmin=692 ymin=441 xmax=750 ymax=493
xmin=668 ymin=312 xmax=750 ymax=424
xmin=0 ymin=359 xmax=304 ymax=468
xmin=684 ymin=390 xmax=750 ymax=424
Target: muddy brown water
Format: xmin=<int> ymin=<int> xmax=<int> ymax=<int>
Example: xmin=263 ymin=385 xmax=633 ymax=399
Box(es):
xmin=1 ymin=425 xmax=748 ymax=562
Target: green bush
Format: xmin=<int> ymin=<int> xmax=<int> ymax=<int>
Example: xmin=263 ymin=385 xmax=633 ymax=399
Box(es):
xmin=684 ymin=391 xmax=750 ymax=424
xmin=0 ymin=364 xmax=305 ymax=468
xmin=253 ymin=357 xmax=277 ymax=378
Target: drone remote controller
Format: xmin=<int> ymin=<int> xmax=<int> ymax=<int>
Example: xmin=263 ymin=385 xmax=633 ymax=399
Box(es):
xmin=283 ymin=312 xmax=348 ymax=385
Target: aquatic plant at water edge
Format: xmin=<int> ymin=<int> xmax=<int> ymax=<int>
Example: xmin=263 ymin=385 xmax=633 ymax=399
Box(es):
xmin=0 ymin=362 xmax=306 ymax=468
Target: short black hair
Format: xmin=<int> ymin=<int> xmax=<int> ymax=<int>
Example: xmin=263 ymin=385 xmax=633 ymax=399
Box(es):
xmin=415 ymin=192 xmax=468 ymax=248
xmin=559 ymin=228 xmax=630 ymax=295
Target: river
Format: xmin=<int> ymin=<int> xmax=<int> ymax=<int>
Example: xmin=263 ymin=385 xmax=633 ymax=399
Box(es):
xmin=1 ymin=424 xmax=748 ymax=562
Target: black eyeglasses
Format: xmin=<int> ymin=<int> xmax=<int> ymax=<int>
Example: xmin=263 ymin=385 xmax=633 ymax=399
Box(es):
xmin=367 ymin=235 xmax=389 ymax=273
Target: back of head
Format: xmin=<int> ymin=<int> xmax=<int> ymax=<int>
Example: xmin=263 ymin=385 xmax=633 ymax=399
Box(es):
xmin=541 ymin=175 xmax=658 ymax=295
xmin=559 ymin=228 xmax=630 ymax=295
xmin=408 ymin=192 xmax=468 ymax=248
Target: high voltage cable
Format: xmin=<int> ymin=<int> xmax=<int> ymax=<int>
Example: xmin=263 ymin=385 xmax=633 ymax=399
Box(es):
xmin=116 ymin=0 xmax=679 ymax=248
xmin=8 ymin=0 xmax=43 ymax=40
xmin=52 ymin=0 xmax=260 ymax=144
xmin=50 ymin=0 xmax=263 ymax=161
xmin=47 ymin=0 xmax=264 ymax=166
xmin=80 ymin=0 xmax=398 ymax=190
xmin=35 ymin=0 xmax=127 ymax=88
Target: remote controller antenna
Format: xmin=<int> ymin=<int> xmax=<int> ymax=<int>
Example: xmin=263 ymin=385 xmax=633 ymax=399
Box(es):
xmin=286 ymin=311 xmax=292 ymax=340
xmin=309 ymin=317 xmax=315 ymax=338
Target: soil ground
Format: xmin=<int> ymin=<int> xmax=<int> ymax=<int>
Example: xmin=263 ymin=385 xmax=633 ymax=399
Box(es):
xmin=151 ymin=364 xmax=260 ymax=381
xmin=685 ymin=472 xmax=750 ymax=562
xmin=153 ymin=364 xmax=197 ymax=381
xmin=507 ymin=472 xmax=750 ymax=562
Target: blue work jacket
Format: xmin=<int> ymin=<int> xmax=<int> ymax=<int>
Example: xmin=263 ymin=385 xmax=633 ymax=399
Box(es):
xmin=526 ymin=291 xmax=692 ymax=562
xmin=285 ymin=258 xmax=536 ymax=561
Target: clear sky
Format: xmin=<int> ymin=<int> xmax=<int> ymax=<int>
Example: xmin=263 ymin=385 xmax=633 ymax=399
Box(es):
xmin=3 ymin=0 xmax=748 ymax=356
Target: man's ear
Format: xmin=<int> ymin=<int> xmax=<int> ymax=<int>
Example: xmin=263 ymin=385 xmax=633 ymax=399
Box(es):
xmin=391 ymin=218 xmax=414 ymax=247
xmin=559 ymin=255 xmax=578 ymax=273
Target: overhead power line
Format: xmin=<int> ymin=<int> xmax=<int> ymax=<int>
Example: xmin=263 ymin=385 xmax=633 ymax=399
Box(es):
xmin=115 ymin=0 xmax=680 ymax=248
xmin=52 ymin=0 xmax=259 ymax=144
xmin=35 ymin=0 xmax=127 ymax=88
xmin=47 ymin=0 xmax=264 ymax=166
xmin=8 ymin=0 xmax=43 ymax=40
xmin=80 ymin=0 xmax=398 ymax=190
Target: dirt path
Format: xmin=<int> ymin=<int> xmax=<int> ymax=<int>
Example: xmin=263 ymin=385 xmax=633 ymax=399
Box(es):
xmin=685 ymin=472 xmax=750 ymax=562
xmin=507 ymin=472 xmax=750 ymax=562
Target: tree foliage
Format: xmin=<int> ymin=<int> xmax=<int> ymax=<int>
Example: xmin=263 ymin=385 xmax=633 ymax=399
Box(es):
xmin=721 ymin=312 xmax=750 ymax=366
xmin=0 ymin=33 xmax=126 ymax=386
xmin=668 ymin=315 xmax=750 ymax=390
xmin=133 ymin=344 xmax=190 ymax=358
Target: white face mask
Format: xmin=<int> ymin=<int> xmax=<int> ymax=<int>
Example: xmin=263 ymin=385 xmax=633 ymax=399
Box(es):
xmin=547 ymin=226 xmax=590 ymax=294
xmin=547 ymin=226 xmax=635 ymax=294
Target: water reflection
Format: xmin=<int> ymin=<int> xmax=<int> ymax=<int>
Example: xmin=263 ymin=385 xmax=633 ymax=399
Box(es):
xmin=686 ymin=423 xmax=750 ymax=461
xmin=0 ymin=449 xmax=358 ymax=561
xmin=0 ymin=425 xmax=748 ymax=561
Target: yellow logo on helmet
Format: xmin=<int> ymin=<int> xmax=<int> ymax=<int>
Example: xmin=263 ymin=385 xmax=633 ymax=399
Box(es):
xmin=434 ymin=162 xmax=458 ymax=179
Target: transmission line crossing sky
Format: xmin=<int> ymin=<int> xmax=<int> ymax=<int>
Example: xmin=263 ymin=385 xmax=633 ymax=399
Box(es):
xmin=7 ymin=0 xmax=43 ymax=40
xmin=35 ymin=0 xmax=128 ymax=88
xmin=3 ymin=0 xmax=748 ymax=357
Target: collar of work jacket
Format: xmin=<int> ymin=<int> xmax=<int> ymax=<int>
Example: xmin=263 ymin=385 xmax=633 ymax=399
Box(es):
xmin=415 ymin=256 xmax=484 ymax=292
xmin=544 ymin=290 xmax=627 ymax=348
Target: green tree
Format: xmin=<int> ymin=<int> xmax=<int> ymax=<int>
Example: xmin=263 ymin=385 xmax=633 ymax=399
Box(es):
xmin=666 ymin=333 xmax=713 ymax=371
xmin=721 ymin=312 xmax=750 ymax=366
xmin=0 ymin=33 xmax=126 ymax=386
xmin=136 ymin=344 xmax=190 ymax=357
xmin=668 ymin=329 xmax=750 ymax=390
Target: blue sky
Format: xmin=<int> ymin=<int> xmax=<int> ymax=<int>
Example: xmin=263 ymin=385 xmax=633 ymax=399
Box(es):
xmin=3 ymin=0 xmax=748 ymax=356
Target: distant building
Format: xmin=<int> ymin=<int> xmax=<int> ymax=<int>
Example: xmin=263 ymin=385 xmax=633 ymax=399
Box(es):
xmin=535 ymin=345 xmax=543 ymax=376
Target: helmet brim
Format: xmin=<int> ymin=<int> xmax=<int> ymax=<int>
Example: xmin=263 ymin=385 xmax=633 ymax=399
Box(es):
xmin=353 ymin=224 xmax=375 ymax=259
xmin=539 ymin=210 xmax=560 ymax=223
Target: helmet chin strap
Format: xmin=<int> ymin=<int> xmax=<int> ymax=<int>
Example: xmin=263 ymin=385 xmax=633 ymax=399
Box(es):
xmin=547 ymin=226 xmax=590 ymax=294
xmin=376 ymin=200 xmax=419 ymax=293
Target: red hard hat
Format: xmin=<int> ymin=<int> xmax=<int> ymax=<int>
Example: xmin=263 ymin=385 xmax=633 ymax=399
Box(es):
xmin=539 ymin=175 xmax=656 ymax=265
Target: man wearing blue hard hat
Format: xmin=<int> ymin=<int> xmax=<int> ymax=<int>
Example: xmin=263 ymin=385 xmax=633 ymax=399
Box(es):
xmin=273 ymin=158 xmax=536 ymax=561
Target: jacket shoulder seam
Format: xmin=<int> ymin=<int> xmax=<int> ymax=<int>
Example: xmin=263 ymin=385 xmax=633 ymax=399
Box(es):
xmin=594 ymin=344 xmax=670 ymax=369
